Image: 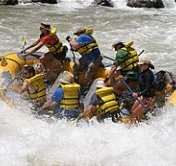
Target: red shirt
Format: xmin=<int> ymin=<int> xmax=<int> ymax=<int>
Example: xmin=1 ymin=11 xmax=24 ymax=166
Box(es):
xmin=40 ymin=35 xmax=56 ymax=45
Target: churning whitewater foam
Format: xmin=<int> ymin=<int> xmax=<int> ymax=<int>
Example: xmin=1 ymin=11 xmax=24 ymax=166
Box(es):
xmin=1 ymin=100 xmax=176 ymax=166
xmin=1 ymin=0 xmax=176 ymax=165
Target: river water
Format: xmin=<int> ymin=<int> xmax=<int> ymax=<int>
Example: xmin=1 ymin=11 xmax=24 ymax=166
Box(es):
xmin=0 ymin=0 xmax=176 ymax=165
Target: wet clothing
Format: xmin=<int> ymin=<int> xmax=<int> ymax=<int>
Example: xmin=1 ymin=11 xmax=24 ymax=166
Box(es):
xmin=138 ymin=69 xmax=155 ymax=97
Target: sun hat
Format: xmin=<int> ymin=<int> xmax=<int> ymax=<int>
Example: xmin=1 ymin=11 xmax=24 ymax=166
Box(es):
xmin=137 ymin=57 xmax=155 ymax=69
xmin=73 ymin=27 xmax=85 ymax=35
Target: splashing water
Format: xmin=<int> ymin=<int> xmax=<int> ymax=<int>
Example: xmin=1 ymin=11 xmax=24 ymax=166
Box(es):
xmin=0 ymin=0 xmax=176 ymax=165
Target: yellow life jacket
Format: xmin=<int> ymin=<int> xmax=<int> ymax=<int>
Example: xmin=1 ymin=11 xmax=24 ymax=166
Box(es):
xmin=75 ymin=34 xmax=98 ymax=56
xmin=85 ymin=28 xmax=93 ymax=35
xmin=96 ymin=87 xmax=120 ymax=114
xmin=26 ymin=74 xmax=46 ymax=103
xmin=120 ymin=45 xmax=138 ymax=71
xmin=59 ymin=83 xmax=80 ymax=110
xmin=45 ymin=27 xmax=63 ymax=53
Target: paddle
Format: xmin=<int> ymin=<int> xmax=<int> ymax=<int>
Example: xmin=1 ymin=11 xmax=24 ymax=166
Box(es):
xmin=103 ymin=50 xmax=145 ymax=62
xmin=120 ymin=78 xmax=147 ymax=113
xmin=21 ymin=37 xmax=27 ymax=53
xmin=66 ymin=36 xmax=76 ymax=63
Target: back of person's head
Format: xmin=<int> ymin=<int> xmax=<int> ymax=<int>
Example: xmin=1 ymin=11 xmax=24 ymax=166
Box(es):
xmin=112 ymin=41 xmax=125 ymax=50
xmin=23 ymin=65 xmax=35 ymax=75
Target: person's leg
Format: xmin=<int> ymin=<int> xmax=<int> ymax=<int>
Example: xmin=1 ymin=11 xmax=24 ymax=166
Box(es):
xmin=145 ymin=97 xmax=157 ymax=111
xmin=131 ymin=97 xmax=145 ymax=122
xmin=79 ymin=105 xmax=98 ymax=121
xmin=85 ymin=56 xmax=103 ymax=85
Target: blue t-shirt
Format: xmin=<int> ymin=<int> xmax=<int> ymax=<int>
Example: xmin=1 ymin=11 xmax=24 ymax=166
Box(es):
xmin=51 ymin=87 xmax=64 ymax=103
xmin=76 ymin=34 xmax=94 ymax=45
xmin=76 ymin=34 xmax=101 ymax=61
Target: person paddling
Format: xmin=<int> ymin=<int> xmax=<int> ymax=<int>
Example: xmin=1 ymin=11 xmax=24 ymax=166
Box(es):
xmin=106 ymin=41 xmax=139 ymax=84
xmin=23 ymin=23 xmax=68 ymax=62
xmin=68 ymin=27 xmax=103 ymax=86
xmin=130 ymin=57 xmax=156 ymax=122
xmin=78 ymin=78 xmax=120 ymax=122
xmin=12 ymin=65 xmax=47 ymax=107
xmin=23 ymin=23 xmax=69 ymax=83
xmin=42 ymin=71 xmax=82 ymax=120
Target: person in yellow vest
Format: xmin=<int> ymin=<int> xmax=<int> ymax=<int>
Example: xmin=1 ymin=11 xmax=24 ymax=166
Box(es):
xmin=42 ymin=71 xmax=82 ymax=120
xmin=68 ymin=28 xmax=103 ymax=86
xmin=23 ymin=23 xmax=68 ymax=62
xmin=106 ymin=41 xmax=139 ymax=85
xmin=79 ymin=78 xmax=120 ymax=122
xmin=12 ymin=65 xmax=46 ymax=107
xmin=23 ymin=23 xmax=69 ymax=83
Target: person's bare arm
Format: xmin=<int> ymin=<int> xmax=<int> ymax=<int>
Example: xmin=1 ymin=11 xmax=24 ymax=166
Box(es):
xmin=42 ymin=99 xmax=54 ymax=110
xmin=69 ymin=39 xmax=80 ymax=49
xmin=104 ymin=64 xmax=117 ymax=83
xmin=24 ymin=41 xmax=45 ymax=57
xmin=12 ymin=81 xmax=29 ymax=94
xmin=24 ymin=39 xmax=40 ymax=51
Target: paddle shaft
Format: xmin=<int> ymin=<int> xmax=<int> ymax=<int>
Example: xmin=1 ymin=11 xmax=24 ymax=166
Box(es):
xmin=120 ymin=78 xmax=147 ymax=112
xmin=103 ymin=49 xmax=145 ymax=62
xmin=66 ymin=38 xmax=76 ymax=63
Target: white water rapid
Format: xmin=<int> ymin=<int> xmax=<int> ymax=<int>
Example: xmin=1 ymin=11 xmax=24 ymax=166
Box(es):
xmin=0 ymin=0 xmax=176 ymax=165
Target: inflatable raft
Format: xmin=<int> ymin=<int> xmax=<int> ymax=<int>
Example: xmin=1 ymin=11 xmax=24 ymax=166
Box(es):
xmin=0 ymin=52 xmax=109 ymax=86
xmin=0 ymin=51 xmax=176 ymax=121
